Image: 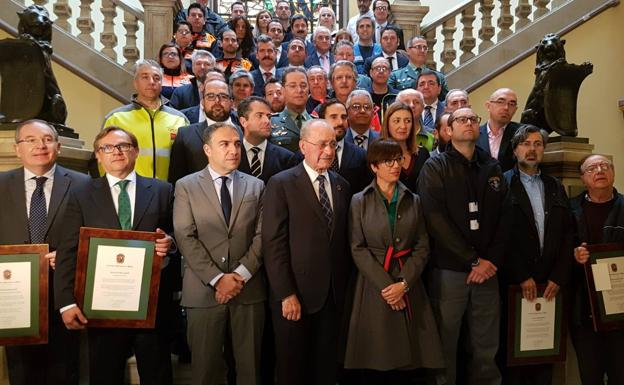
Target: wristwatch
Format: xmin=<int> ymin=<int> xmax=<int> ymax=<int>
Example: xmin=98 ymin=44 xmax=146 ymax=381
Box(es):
xmin=471 ymin=257 xmax=480 ymax=267
xmin=399 ymin=278 xmax=409 ymax=293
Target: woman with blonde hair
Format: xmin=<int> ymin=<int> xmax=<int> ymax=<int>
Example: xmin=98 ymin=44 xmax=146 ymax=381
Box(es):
xmin=380 ymin=102 xmax=430 ymax=192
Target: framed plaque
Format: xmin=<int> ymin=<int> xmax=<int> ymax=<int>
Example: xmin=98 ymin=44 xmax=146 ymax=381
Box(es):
xmin=74 ymin=227 xmax=164 ymax=328
xmin=0 ymin=244 xmax=49 ymax=345
xmin=507 ymin=284 xmax=566 ymax=366
xmin=584 ymin=243 xmax=624 ymax=332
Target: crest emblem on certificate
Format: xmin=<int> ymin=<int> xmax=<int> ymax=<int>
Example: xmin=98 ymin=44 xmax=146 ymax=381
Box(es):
xmin=535 ymin=302 xmax=541 ymax=312
xmin=3 ymin=269 xmax=11 ymax=280
xmin=116 ymin=253 xmax=125 ymax=264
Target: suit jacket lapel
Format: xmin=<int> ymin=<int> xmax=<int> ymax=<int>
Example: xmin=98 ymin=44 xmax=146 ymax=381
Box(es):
xmin=132 ymin=176 xmax=154 ymax=230
xmin=340 ymin=144 xmax=355 ymax=172
xmin=9 ymin=168 xmax=29 ymax=238
xmin=499 ymin=123 xmax=516 ymax=161
xmin=194 ymin=121 xmax=208 ymax=144
xmin=46 ymin=167 xmax=71 ymax=234
xmin=477 ymin=125 xmax=490 ymax=153
xmin=294 ymin=165 xmax=328 ymax=228
xmin=198 ymin=168 xmax=228 ymax=228
xmin=229 ymin=171 xmax=247 ymax=229
xmin=92 ymin=177 xmax=123 ymax=229
xmin=329 ymin=171 xmax=345 ymax=238
xmin=262 ymin=143 xmax=277 ymax=178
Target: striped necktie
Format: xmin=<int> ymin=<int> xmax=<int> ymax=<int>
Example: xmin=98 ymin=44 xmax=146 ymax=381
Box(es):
xmin=423 ymin=105 xmax=434 ymax=128
xmin=250 ymin=147 xmax=262 ymax=178
xmin=316 ymin=175 xmax=333 ymax=231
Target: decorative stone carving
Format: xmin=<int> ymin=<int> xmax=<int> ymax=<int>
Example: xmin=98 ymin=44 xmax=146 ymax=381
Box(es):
xmin=521 ymin=33 xmax=593 ymax=137
xmin=0 ymin=5 xmax=77 ymax=137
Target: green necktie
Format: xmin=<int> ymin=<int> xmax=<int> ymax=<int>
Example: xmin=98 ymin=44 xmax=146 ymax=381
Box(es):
xmin=117 ymin=180 xmax=132 ymax=230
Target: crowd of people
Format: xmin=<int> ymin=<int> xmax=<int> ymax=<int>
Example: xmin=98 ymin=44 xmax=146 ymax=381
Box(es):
xmin=2 ymin=1 xmax=624 ymax=385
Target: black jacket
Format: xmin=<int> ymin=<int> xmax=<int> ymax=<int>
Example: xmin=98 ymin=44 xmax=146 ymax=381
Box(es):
xmin=418 ymin=145 xmax=507 ymax=272
xmin=569 ymin=189 xmax=624 ymax=325
xmin=502 ymin=167 xmax=573 ymax=286
xmin=169 ymin=79 xmax=200 ymax=111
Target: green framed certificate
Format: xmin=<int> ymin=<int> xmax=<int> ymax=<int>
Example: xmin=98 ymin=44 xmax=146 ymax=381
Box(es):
xmin=507 ymin=284 xmax=566 ymax=366
xmin=74 ymin=227 xmax=163 ymax=328
xmin=0 ymin=244 xmax=49 ymax=345
xmin=584 ymin=243 xmax=624 ymax=332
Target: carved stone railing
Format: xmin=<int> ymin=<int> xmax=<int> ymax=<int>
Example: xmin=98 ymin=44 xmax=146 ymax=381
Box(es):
xmin=421 ymin=0 xmax=571 ymax=73
xmin=14 ymin=0 xmax=179 ymax=69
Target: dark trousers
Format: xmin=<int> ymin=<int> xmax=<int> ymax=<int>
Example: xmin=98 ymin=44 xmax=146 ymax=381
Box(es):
xmin=349 ymin=369 xmax=428 ymax=385
xmin=87 ymin=328 xmax=172 ymax=385
xmin=6 ymin=302 xmax=80 ymax=385
xmin=570 ymin=324 xmax=624 ymax=385
xmin=504 ymin=365 xmax=552 ymax=385
xmin=272 ymin=296 xmax=338 ymax=385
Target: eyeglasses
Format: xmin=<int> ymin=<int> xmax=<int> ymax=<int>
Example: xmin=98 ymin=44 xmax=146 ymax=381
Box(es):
xmin=490 ymin=99 xmax=518 ymax=108
xmin=372 ymin=66 xmax=389 ymax=73
xmin=98 ymin=143 xmax=134 ymax=154
xmin=304 ymin=140 xmax=338 ymax=150
xmin=204 ymin=93 xmax=230 ymax=101
xmin=161 ymin=51 xmax=178 ymax=58
xmin=375 ymin=6 xmax=388 ymax=11
xmin=381 ymin=156 xmax=404 ymax=167
xmin=583 ymin=162 xmax=613 ymax=174
xmin=349 ymin=104 xmax=373 ymax=112
xmin=176 ymin=30 xmax=191 ymax=36
xmin=409 ymin=45 xmax=428 ymax=51
xmin=452 ymin=116 xmax=481 ymax=125
xmin=16 ymin=137 xmax=57 ymax=147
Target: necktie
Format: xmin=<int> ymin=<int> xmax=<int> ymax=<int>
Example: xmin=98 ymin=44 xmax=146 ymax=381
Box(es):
xmin=386 ymin=56 xmax=394 ymax=71
xmin=296 ymin=114 xmax=304 ymax=130
xmin=320 ymin=54 xmax=330 ymax=73
xmin=117 ymin=180 xmax=132 ymax=230
xmin=423 ymin=106 xmax=434 ymax=128
xmin=264 ymin=72 xmax=272 ymax=82
xmin=354 ymin=134 xmax=367 ymax=149
xmin=250 ymin=147 xmax=262 ymax=178
xmin=316 ymin=175 xmax=333 ymax=230
xmin=220 ymin=176 xmax=232 ymax=225
xmin=29 ymin=176 xmax=48 ymax=243
xmin=330 ymin=145 xmax=340 ymax=172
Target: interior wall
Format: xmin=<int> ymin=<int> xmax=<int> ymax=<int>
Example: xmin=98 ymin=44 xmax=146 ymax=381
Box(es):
xmin=468 ymin=2 xmax=624 ymax=190
xmin=0 ymin=29 xmax=122 ymax=150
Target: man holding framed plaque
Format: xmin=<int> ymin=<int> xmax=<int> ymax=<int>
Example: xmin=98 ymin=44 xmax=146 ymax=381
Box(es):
xmin=174 ymin=122 xmax=266 ymax=385
xmin=54 ymin=126 xmax=175 ymax=385
xmin=571 ymin=154 xmax=624 ymax=385
xmin=501 ymin=125 xmax=572 ymax=383
xmin=0 ymin=119 xmax=90 ymax=385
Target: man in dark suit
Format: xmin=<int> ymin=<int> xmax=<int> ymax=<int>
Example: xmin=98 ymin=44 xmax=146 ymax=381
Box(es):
xmin=250 ymin=35 xmax=284 ymax=97
xmin=169 ymin=50 xmax=215 ymax=110
xmin=319 ymin=99 xmax=371 ymax=194
xmin=372 ymin=0 xmax=405 ymax=49
xmin=304 ymin=27 xmax=334 ymax=72
xmin=174 ymin=122 xmax=265 ymax=385
xmin=0 ymin=120 xmax=90 ymax=385
xmin=280 ymin=15 xmax=315 ymax=57
xmin=363 ymin=25 xmax=409 ymax=75
xmin=169 ymin=79 xmax=237 ymax=185
xmin=417 ymin=69 xmax=447 ymax=133
xmin=476 ymin=88 xmax=521 ymax=172
xmin=501 ymin=124 xmax=572 ymax=385
xmin=238 ymin=97 xmax=297 ymax=183
xmin=263 ymin=119 xmax=352 ymax=385
xmin=55 ymin=126 xmax=175 ymax=385
xmin=344 ymin=90 xmax=380 ymax=151
xmin=267 ymin=20 xmax=288 ymax=69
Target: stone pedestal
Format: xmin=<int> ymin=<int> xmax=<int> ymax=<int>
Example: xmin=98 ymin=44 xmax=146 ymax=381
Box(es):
xmin=140 ymin=0 xmax=182 ymax=61
xmin=542 ymin=136 xmax=596 ymax=197
xmin=390 ymin=0 xmax=430 ymax=44
xmin=0 ymin=130 xmax=92 ymax=173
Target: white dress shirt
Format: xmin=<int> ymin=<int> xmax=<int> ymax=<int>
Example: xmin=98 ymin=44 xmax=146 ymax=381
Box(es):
xmin=349 ymin=128 xmax=372 ymax=150
xmin=206 ymin=165 xmax=253 ymax=286
xmin=302 ymin=160 xmax=334 ymax=210
xmin=24 ymin=165 xmax=55 ymax=215
xmin=384 ymin=52 xmax=399 ymax=71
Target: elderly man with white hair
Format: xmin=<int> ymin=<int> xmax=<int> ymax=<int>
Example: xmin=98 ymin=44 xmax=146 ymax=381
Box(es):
xmin=304 ymin=26 xmax=334 ymax=72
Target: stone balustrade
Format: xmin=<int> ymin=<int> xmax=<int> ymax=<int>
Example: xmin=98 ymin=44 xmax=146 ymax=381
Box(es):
xmin=421 ymin=0 xmax=569 ymax=73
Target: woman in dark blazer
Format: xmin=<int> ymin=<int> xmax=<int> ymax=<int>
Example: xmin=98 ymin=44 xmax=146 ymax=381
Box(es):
xmin=345 ymin=139 xmax=444 ymax=384
xmin=380 ymin=102 xmax=430 ymax=192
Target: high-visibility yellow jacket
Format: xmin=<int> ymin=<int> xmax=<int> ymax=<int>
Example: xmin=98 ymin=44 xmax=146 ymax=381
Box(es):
xmin=101 ymin=97 xmax=189 ymax=181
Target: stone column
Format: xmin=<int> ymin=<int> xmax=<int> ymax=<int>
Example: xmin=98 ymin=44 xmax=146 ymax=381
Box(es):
xmin=139 ymin=0 xmax=182 ymax=61
xmin=390 ymin=0 xmax=430 ymax=45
